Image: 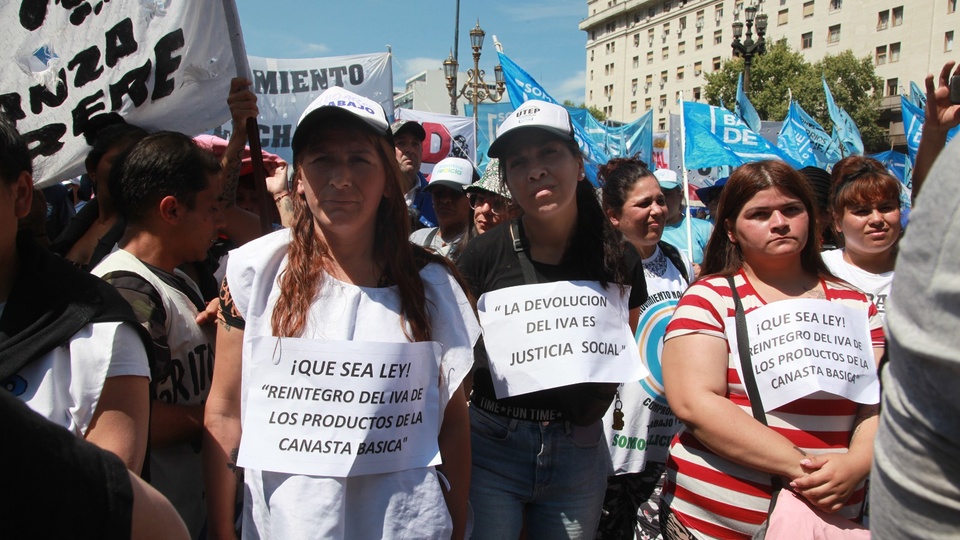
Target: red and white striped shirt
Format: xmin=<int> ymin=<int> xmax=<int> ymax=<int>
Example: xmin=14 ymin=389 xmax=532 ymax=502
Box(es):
xmin=661 ymin=270 xmax=884 ymax=540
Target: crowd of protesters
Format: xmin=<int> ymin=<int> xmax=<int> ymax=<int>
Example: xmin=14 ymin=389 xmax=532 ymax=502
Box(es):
xmin=2 ymin=59 xmax=960 ymax=540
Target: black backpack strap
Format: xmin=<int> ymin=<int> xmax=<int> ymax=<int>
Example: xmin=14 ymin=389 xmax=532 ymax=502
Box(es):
xmin=658 ymin=241 xmax=689 ymax=284
xmin=510 ymin=219 xmax=539 ymax=285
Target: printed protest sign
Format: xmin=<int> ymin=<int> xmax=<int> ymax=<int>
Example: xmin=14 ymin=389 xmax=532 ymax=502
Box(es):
xmin=395 ymin=108 xmax=476 ymax=169
xmin=477 ymin=281 xmax=646 ymax=399
xmin=213 ymin=53 xmax=393 ymax=165
xmin=2 ymin=2 xmax=239 ymax=187
xmin=725 ymin=298 xmax=879 ymax=412
xmin=238 ymin=337 xmax=441 ymax=477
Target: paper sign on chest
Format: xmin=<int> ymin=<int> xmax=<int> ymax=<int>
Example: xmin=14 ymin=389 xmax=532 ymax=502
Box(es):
xmin=478 ymin=280 xmax=647 ymax=399
xmin=725 ymin=298 xmax=879 ymax=412
xmin=238 ymin=337 xmax=442 ymax=477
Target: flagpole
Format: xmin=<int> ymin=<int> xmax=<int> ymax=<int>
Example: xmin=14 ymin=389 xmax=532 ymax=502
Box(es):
xmin=678 ymin=91 xmax=694 ymax=265
xmin=222 ymin=0 xmax=273 ymax=234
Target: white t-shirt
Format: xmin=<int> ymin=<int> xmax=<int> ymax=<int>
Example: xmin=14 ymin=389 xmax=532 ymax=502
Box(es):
xmin=226 ymin=229 xmax=481 ymax=539
xmin=11 ymin=321 xmax=150 ymax=437
xmin=822 ymin=248 xmax=893 ymax=320
xmin=603 ymin=245 xmax=690 ymax=475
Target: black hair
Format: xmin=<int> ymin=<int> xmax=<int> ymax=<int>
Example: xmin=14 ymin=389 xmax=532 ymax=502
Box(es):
xmin=84 ymin=118 xmax=149 ymax=174
xmin=0 ymin=116 xmax=31 ymax=185
xmin=598 ymin=157 xmax=655 ymax=213
xmin=110 ymin=131 xmax=221 ymax=225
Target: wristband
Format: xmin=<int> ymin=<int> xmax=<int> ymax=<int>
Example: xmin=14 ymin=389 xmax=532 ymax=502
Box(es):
xmin=273 ymin=192 xmax=290 ymax=204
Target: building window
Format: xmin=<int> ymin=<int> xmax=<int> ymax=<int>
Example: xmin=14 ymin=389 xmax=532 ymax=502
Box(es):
xmin=659 ymin=120 xmax=666 ymax=131
xmin=713 ymin=56 xmax=722 ymax=70
xmin=830 ymin=0 xmax=842 ymax=10
xmin=611 ymin=42 xmax=616 ymax=53
xmin=876 ymin=45 xmax=887 ymax=65
xmin=694 ymin=87 xmax=702 ymax=100
xmin=778 ymin=9 xmax=788 ymax=25
xmin=659 ymin=95 xmax=667 ymax=108
xmin=696 ymin=35 xmax=704 ymax=50
xmin=647 ymin=51 xmax=654 ymax=64
xmin=696 ymin=10 xmax=705 ymax=30
xmin=664 ymin=0 xmax=671 ymax=12
xmin=633 ymin=56 xmax=640 ymax=68
xmin=677 ymin=66 xmax=685 ymax=81
xmin=694 ymin=61 xmax=703 ymax=76
xmin=715 ymin=4 xmax=724 ymax=25
xmin=803 ymin=1 xmax=814 ymax=18
xmin=661 ymin=71 xmax=668 ymax=86
xmin=646 ymin=74 xmax=653 ymax=87
xmin=714 ymin=29 xmax=723 ymax=44
xmin=828 ymin=24 xmax=841 ymax=44
xmin=590 ymin=49 xmax=595 ymax=61
xmin=645 ymin=97 xmax=652 ymax=110
xmin=950 ymin=0 xmax=957 ymax=14
xmin=801 ymin=32 xmax=813 ymax=49
xmin=631 ymin=101 xmax=638 ymax=114
xmin=946 ymin=31 xmax=955 ymax=52
xmin=632 ymin=78 xmax=638 ymax=95
xmin=679 ymin=41 xmax=686 ymax=55
xmin=679 ymin=16 xmax=687 ymax=32
xmin=736 ymin=1 xmax=744 ymax=14
xmin=675 ymin=90 xmax=682 ymax=102
xmin=889 ymin=42 xmax=900 ymax=62
xmin=605 ymin=43 xmax=611 ymax=54
xmin=664 ymin=22 xmax=671 ymax=38
xmin=649 ymin=6 xmax=656 ymax=18
xmin=878 ymin=10 xmax=889 ymax=30
xmin=780 ymin=0 xmax=787 ymax=4
xmin=590 ymin=70 xmax=595 ymax=81
xmin=886 ymin=78 xmax=899 ymax=96
xmin=892 ymin=6 xmax=903 ymax=26
xmin=634 ymin=33 xmax=640 ymax=47
xmin=589 ymin=90 xmax=593 ymax=100
xmin=662 ymin=46 xmax=669 ymax=60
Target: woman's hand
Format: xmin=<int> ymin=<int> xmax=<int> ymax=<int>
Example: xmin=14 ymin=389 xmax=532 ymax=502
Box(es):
xmin=790 ymin=452 xmax=869 ymax=512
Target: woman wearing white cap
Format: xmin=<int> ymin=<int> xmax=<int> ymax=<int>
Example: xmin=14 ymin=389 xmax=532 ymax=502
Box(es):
xmin=457 ymin=100 xmax=648 ymax=539
xmin=203 ymin=87 xmax=480 ymax=539
xmin=409 ymin=156 xmax=476 ymax=260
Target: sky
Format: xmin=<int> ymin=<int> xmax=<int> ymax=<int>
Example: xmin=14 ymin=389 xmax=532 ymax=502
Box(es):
xmin=233 ymin=0 xmax=589 ymax=104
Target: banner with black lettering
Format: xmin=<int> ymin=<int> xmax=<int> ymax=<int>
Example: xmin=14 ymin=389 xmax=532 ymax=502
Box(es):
xmin=2 ymin=1 xmax=240 ymax=187
xmin=394 ymin=108 xmax=476 ymax=170
xmin=214 ymin=53 xmax=393 ymax=165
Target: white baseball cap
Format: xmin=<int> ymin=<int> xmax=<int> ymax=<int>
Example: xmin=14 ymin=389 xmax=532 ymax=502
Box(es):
xmin=654 ymin=169 xmax=680 ymax=190
xmin=487 ymin=100 xmax=575 ymax=159
xmin=293 ymin=87 xmax=390 ymax=153
xmin=426 ymin=157 xmax=477 ymax=192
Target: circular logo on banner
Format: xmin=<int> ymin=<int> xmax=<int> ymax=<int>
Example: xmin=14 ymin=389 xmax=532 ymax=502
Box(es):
xmin=634 ymin=298 xmax=679 ymax=405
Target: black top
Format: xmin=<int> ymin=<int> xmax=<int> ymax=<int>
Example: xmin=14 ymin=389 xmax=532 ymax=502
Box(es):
xmin=457 ymin=220 xmax=647 ymax=412
xmin=0 ymin=388 xmax=134 ymax=540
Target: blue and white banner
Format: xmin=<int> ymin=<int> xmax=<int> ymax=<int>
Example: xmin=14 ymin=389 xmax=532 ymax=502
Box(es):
xmin=683 ymin=101 xmax=798 ymax=170
xmin=781 ymin=101 xmax=842 ymax=169
xmin=465 ymin=102 xmax=515 ymax=171
xmin=735 ymin=73 xmax=761 ymax=133
xmin=908 ymin=81 xmax=927 ymax=110
xmin=569 ymin=107 xmax=654 ymax=164
xmin=870 ymin=149 xmax=912 ymax=210
xmin=901 ymin=95 xmax=925 ymax=164
xmin=822 ymin=77 xmax=864 ymax=156
xmin=777 ymin=102 xmax=817 ymax=168
xmin=498 ymin=51 xmax=609 ymax=185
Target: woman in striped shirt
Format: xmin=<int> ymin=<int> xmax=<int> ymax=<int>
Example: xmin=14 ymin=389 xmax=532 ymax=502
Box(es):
xmin=659 ymin=160 xmax=884 ymax=539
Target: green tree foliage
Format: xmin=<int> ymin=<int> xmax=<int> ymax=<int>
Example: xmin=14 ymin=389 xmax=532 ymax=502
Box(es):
xmin=703 ymin=39 xmax=885 ymax=151
xmin=562 ymin=100 xmax=608 ymax=122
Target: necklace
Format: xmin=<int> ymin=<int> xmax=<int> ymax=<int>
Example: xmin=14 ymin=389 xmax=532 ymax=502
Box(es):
xmin=642 ymin=248 xmax=667 ymax=279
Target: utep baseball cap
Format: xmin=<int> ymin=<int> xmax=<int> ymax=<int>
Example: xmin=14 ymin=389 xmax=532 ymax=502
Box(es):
xmin=293 ymin=87 xmax=390 ymax=154
xmin=425 ymin=157 xmax=478 ymax=192
xmin=390 ymin=119 xmax=426 ymax=142
xmin=465 ymin=158 xmax=511 ymax=200
xmin=487 ymin=100 xmax=575 ymax=159
xmin=654 ymin=169 xmax=680 ymax=190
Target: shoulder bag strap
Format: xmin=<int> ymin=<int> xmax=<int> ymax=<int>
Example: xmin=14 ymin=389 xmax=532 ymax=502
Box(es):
xmin=510 ymin=219 xmax=539 ymax=285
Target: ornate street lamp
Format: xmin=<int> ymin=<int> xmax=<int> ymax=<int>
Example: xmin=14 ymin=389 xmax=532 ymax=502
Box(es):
xmin=730 ymin=4 xmax=768 ymax=95
xmin=443 ymin=21 xmax=507 ymax=140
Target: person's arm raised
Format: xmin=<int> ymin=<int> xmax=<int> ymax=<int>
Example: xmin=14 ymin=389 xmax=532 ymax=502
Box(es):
xmin=912 ymin=60 xmax=960 ymax=202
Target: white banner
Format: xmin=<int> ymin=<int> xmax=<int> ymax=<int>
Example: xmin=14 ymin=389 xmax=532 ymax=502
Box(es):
xmin=477 ymin=281 xmax=646 ymax=399
xmin=238 ymin=337 xmax=442 ymax=478
xmin=395 ymin=108 xmax=476 ymax=171
xmin=214 ymin=53 xmax=393 ymax=166
xmin=726 ymin=298 xmax=879 ymax=412
xmin=1 ymin=2 xmax=239 ymax=187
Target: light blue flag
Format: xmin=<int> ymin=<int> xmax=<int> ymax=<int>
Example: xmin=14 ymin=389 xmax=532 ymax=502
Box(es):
xmin=465 ymin=101 xmax=515 ymax=172
xmin=735 ymin=73 xmax=762 ymax=132
xmin=789 ymin=101 xmax=843 ymax=168
xmin=870 ymin=149 xmax=912 ymax=210
xmin=909 ymin=81 xmax=927 ymax=110
xmin=683 ymin=101 xmax=799 ymax=169
xmin=497 ymin=51 xmax=609 ymax=184
xmin=822 ymin=77 xmax=864 ymax=156
xmin=901 ymin=95 xmax=925 ymax=164
xmin=777 ymin=102 xmax=817 ymax=168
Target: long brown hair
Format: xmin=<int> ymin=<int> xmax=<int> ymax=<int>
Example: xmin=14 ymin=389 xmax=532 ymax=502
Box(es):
xmin=271 ymin=116 xmax=458 ymax=341
xmin=702 ymin=160 xmax=831 ymax=278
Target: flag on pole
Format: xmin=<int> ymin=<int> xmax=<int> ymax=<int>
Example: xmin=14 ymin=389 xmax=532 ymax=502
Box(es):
xmin=498 ymin=51 xmax=610 ymax=184
xmin=822 ymin=76 xmax=864 ymax=156
xmin=682 ymin=101 xmax=799 ymax=169
xmin=788 ymin=100 xmax=843 ymax=168
xmin=735 ymin=72 xmax=761 ymax=132
xmin=908 ymin=81 xmax=927 ymax=110
xmin=777 ymin=102 xmax=817 ymax=168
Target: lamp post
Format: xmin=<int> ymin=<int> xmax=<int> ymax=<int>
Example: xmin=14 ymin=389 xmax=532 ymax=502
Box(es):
xmin=443 ymin=21 xmax=506 ymax=140
xmin=730 ymin=4 xmax=768 ymax=95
